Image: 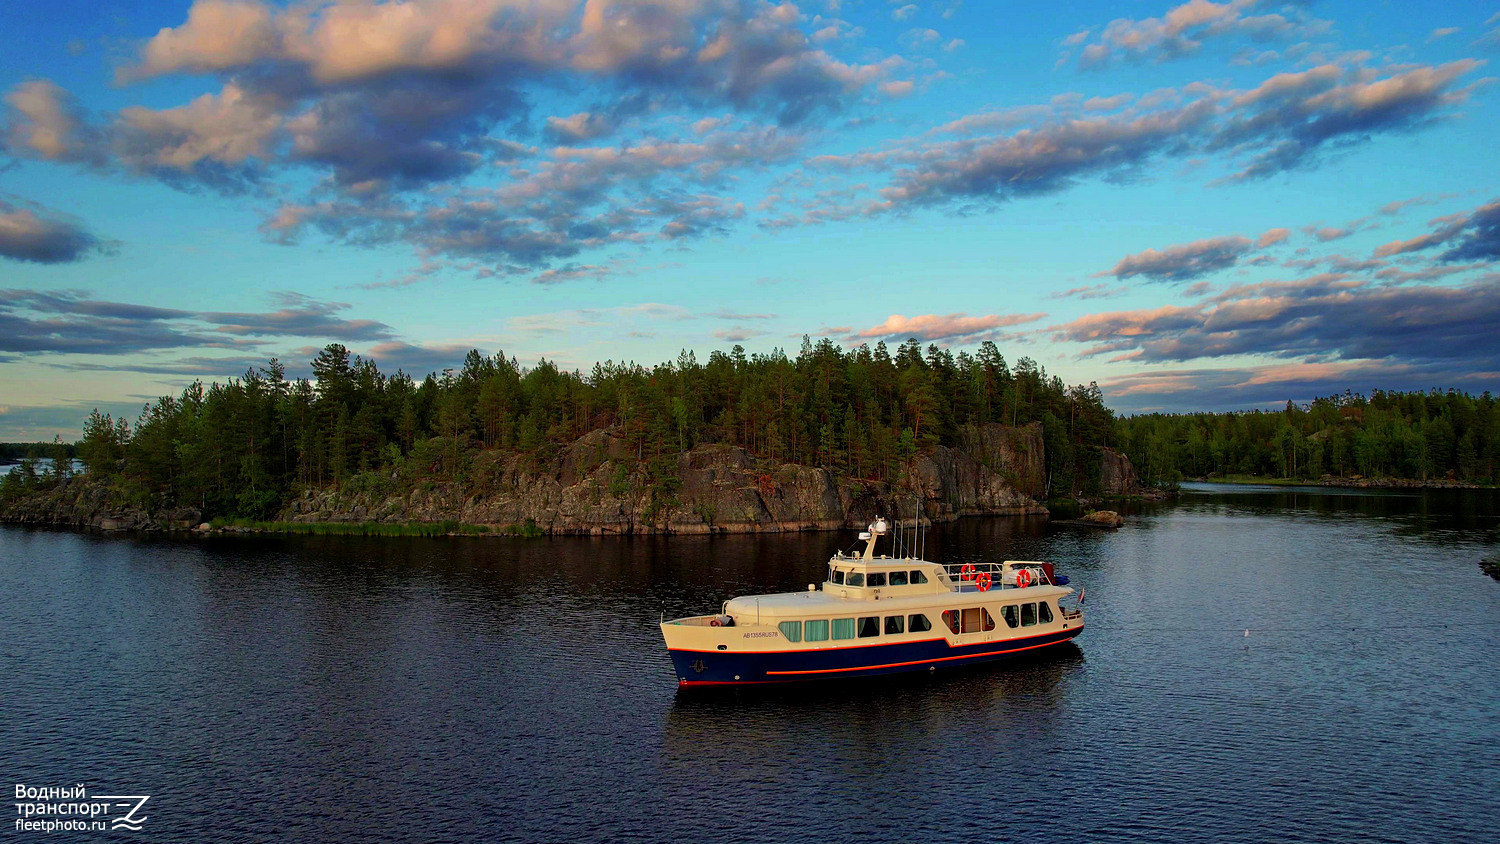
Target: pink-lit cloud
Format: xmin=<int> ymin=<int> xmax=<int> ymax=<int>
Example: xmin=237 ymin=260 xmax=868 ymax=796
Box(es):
xmin=850 ymin=312 xmax=1045 ymax=343
xmin=0 ymin=198 xmax=108 ymax=264
xmin=1372 ymin=199 xmax=1500 ymax=261
xmin=1054 ymin=273 xmax=1500 ymax=367
xmin=799 ymin=60 xmax=1486 ymax=223
xmin=1100 ymin=358 xmax=1500 ymax=414
xmin=1069 ymin=0 xmax=1329 ymax=71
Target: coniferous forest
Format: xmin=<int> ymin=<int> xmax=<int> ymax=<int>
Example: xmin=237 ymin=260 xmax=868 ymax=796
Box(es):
xmin=2 ymin=339 xmax=1114 ymax=519
xmin=3 ymin=340 xmax=1495 ymax=522
xmin=1116 ymin=390 xmax=1499 ymax=485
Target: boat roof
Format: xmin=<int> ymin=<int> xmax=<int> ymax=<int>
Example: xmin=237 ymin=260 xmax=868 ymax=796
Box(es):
xmin=725 ymin=583 xmax=1072 ymax=616
xmin=826 ymin=556 xmax=1050 ymax=569
xmin=829 ymin=555 xmax=940 ymax=568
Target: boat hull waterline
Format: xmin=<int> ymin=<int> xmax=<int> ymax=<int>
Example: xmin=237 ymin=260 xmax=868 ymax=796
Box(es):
xmin=669 ymin=625 xmax=1083 ymax=686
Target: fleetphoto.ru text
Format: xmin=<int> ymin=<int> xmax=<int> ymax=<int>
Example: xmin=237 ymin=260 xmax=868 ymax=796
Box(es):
xmin=14 ymin=784 xmax=150 ymax=833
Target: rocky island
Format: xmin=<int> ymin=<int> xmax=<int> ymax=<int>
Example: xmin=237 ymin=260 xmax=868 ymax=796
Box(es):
xmin=3 ymin=420 xmax=1150 ymax=535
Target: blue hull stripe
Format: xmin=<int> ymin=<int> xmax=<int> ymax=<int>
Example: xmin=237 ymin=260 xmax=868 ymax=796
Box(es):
xmin=670 ymin=626 xmax=1082 ymax=685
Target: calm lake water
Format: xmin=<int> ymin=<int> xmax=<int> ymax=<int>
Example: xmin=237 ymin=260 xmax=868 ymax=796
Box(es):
xmin=4 ymin=483 xmax=1499 ymax=842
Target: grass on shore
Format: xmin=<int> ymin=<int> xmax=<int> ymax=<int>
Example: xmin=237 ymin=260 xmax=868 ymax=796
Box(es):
xmin=208 ymin=517 xmax=545 ymax=537
xmin=1191 ymin=475 xmax=1314 ymax=486
xmin=1192 ymin=474 xmax=1494 ymax=487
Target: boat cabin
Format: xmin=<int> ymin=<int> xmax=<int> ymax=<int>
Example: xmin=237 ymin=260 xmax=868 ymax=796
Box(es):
xmin=824 ymin=517 xmax=1061 ymax=597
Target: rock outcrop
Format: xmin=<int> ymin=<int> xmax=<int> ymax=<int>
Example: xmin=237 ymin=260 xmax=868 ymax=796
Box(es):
xmin=0 ymin=477 xmax=201 ymax=531
xmin=1081 ymin=509 xmax=1124 ymax=528
xmin=1481 ymin=556 xmax=1500 ymax=582
xmin=288 ymin=422 xmax=1049 ymax=534
xmin=1100 ymin=447 xmax=1143 ymax=496
xmin=1314 ymin=475 xmax=1481 ymax=490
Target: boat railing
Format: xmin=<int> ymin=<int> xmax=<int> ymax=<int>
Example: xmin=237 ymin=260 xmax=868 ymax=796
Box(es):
xmin=939 ymin=562 xmax=1056 ymax=591
xmin=666 ymin=614 xmax=733 ymax=627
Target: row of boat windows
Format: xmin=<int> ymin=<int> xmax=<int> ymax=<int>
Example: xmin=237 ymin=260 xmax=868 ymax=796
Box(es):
xmin=941 ymin=603 xmax=1053 ymax=634
xmin=776 ymin=602 xmax=1054 ymax=643
xmin=830 ymin=569 xmax=930 ymax=587
xmin=779 ymin=614 xmax=933 ymax=643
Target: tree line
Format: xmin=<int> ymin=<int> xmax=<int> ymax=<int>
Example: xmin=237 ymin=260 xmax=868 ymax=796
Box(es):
xmin=0 ymin=442 xmax=75 ymax=462
xmin=1116 ymin=390 xmax=1500 ymax=484
xmin=2 ymin=339 xmax=1116 ymax=518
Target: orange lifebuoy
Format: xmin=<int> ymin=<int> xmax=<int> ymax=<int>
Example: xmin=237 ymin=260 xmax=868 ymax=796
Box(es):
xmin=1014 ymin=568 xmax=1033 ymax=588
xmin=960 ymin=563 xmax=976 ymax=581
xmin=975 ymin=571 xmax=992 ymax=592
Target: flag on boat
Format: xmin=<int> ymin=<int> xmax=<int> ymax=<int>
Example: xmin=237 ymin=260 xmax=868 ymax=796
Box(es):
xmin=1077 ymin=587 xmax=1086 ymax=606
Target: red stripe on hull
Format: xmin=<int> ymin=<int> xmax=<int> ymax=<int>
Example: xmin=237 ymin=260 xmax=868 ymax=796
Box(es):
xmin=765 ymin=634 xmax=1071 ymax=675
xmin=675 ymin=626 xmax=1081 ymax=686
xmin=670 ymin=635 xmax=950 ymax=655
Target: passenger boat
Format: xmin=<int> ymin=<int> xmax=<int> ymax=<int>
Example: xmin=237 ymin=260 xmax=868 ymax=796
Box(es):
xmin=661 ymin=517 xmax=1084 ymax=686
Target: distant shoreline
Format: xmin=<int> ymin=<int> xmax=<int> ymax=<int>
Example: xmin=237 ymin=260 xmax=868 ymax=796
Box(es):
xmin=1187 ymin=475 xmax=1488 ymax=490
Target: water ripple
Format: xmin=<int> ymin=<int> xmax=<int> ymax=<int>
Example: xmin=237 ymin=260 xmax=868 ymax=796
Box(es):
xmin=3 ymin=486 xmax=1499 ymax=841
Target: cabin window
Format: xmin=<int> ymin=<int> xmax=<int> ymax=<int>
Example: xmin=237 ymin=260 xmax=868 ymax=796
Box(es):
xmin=944 ymin=608 xmax=997 ymax=634
xmin=1001 ymin=605 xmax=1019 ymax=628
xmin=831 ymin=569 xmax=845 ymax=585
xmin=867 ymin=572 xmax=886 ymax=588
xmin=857 ymin=616 xmax=881 ymax=638
xmin=889 ymin=571 xmax=908 ymax=586
xmin=831 ymin=618 xmax=856 ymax=640
xmin=1021 ymin=603 xmax=1037 ymax=627
xmin=778 ymin=621 xmax=802 ymax=642
xmin=846 ymin=572 xmax=865 ymax=587
xmin=804 ymin=619 xmax=829 ymax=642
xmin=961 ymin=607 xmax=984 ymax=634
xmin=910 ymin=570 xmax=929 ymax=584
xmin=1039 ymin=602 xmax=1054 ymax=624
xmin=908 ymin=614 xmax=932 ymax=633
xmin=885 ymin=615 xmax=904 ymax=635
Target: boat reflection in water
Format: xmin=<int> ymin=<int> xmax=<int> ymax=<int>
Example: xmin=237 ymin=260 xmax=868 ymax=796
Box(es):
xmin=662 ymin=644 xmax=1085 ymax=768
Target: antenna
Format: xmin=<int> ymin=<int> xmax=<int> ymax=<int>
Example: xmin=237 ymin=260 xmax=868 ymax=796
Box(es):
xmin=897 ymin=501 xmax=906 ymax=559
xmin=912 ymin=499 xmax=918 ymax=561
xmin=915 ymin=493 xmax=923 ymax=562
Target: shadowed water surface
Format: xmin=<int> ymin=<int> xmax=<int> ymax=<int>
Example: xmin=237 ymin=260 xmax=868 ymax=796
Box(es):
xmin=3 ymin=483 xmax=1498 ymax=841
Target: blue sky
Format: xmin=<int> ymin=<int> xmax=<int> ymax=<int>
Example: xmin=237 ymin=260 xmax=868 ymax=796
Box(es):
xmin=2 ymin=0 xmax=1498 ymax=439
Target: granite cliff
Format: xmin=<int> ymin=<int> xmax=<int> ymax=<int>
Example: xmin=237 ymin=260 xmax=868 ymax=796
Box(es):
xmin=3 ymin=422 xmax=1077 ymax=534
xmin=286 ymin=422 xmax=1050 ymax=534
xmin=1100 ymin=447 xmax=1144 ymax=496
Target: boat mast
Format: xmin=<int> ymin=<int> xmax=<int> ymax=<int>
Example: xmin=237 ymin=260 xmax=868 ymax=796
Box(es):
xmin=860 ymin=517 xmax=888 ymax=561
